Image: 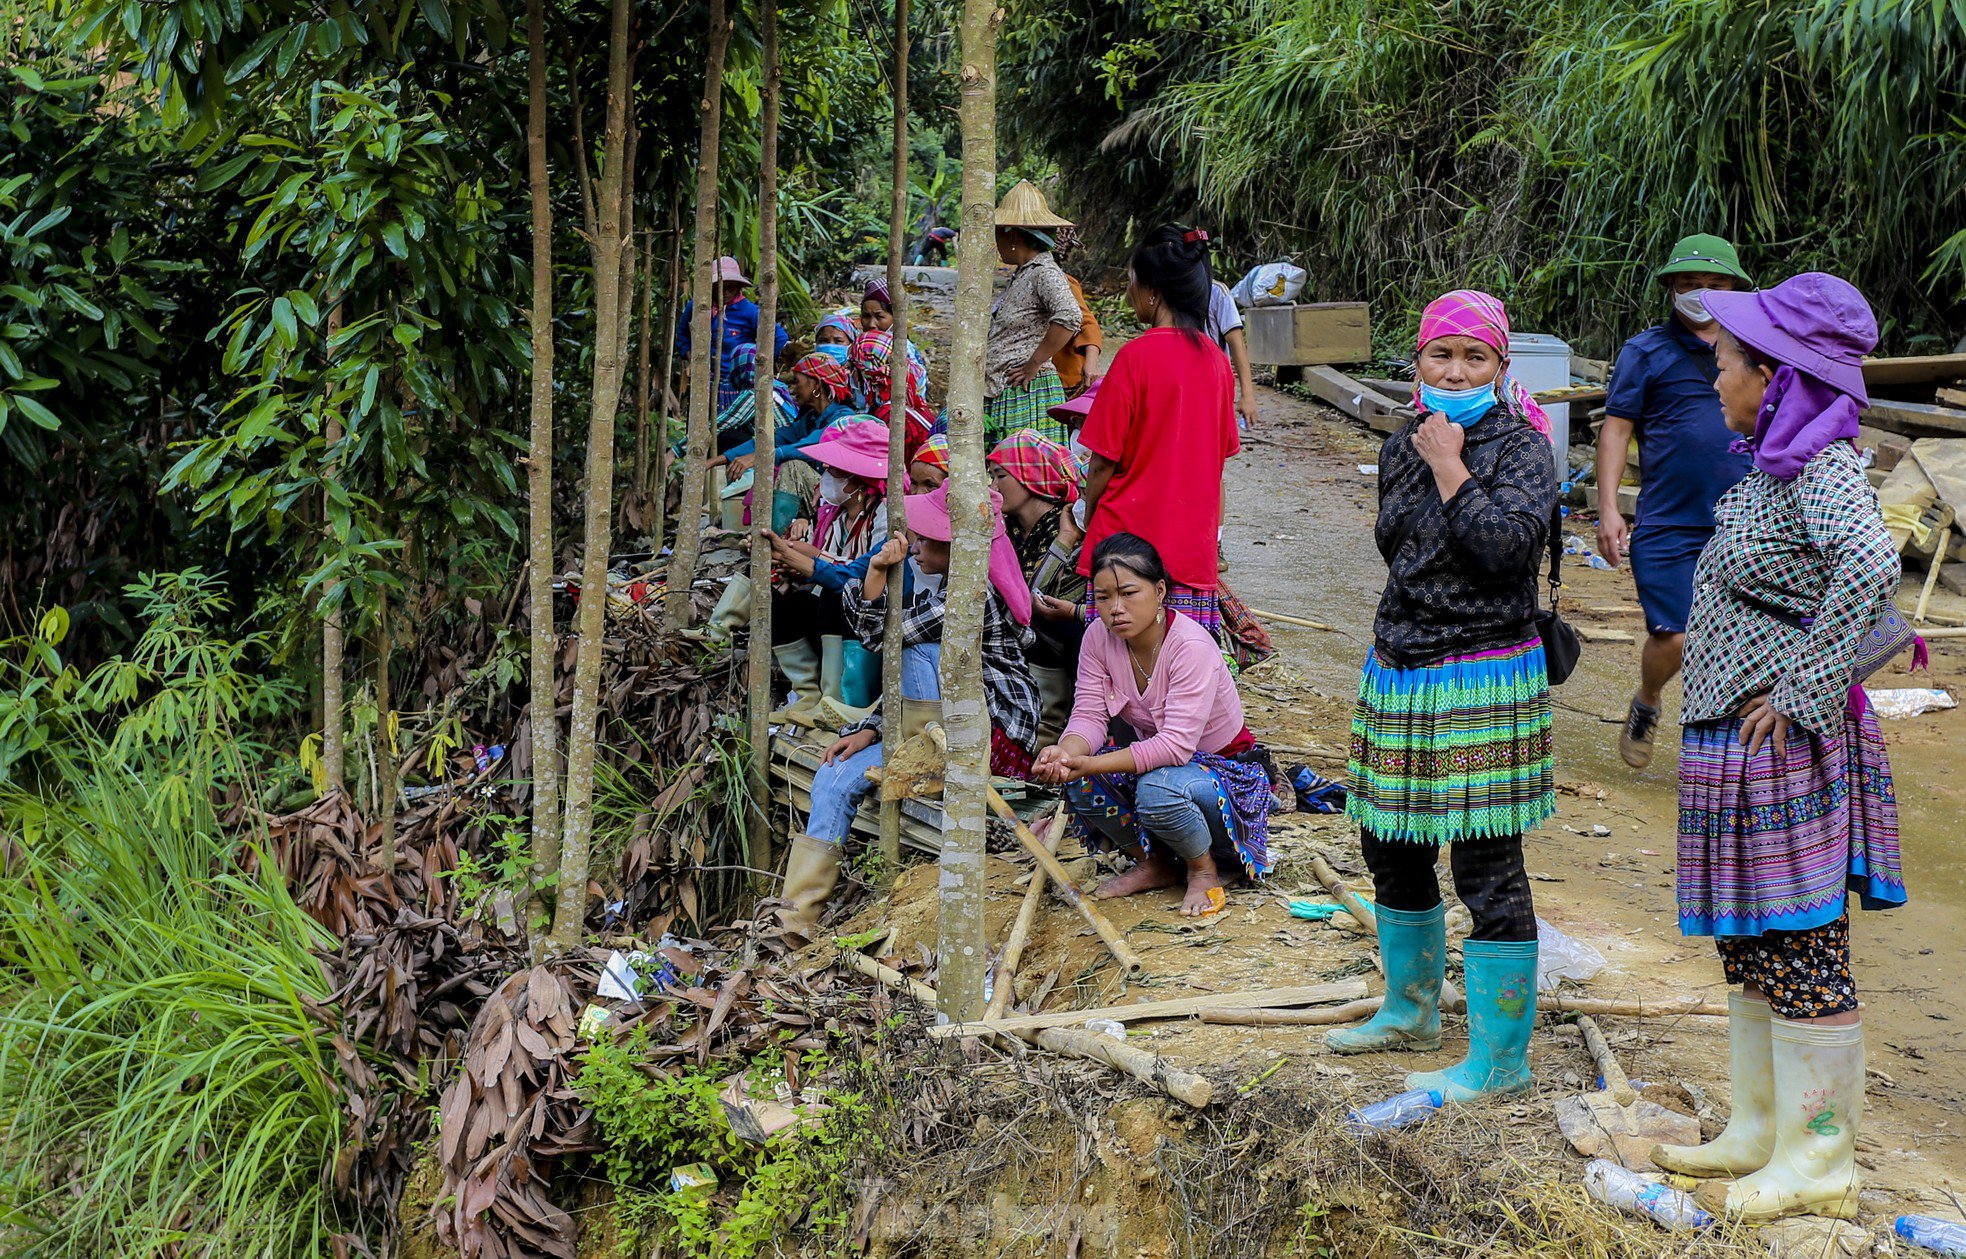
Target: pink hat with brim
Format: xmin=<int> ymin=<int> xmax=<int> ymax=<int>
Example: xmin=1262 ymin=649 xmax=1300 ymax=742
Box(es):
xmin=1048 ymin=377 xmax=1101 ymax=426
xmin=903 ymin=482 xmax=1032 ymax=625
xmin=806 ymin=418 xmax=891 ymax=480
xmin=1701 ymin=274 xmax=1876 ymax=405
xmin=713 ymin=255 xmax=751 ymax=286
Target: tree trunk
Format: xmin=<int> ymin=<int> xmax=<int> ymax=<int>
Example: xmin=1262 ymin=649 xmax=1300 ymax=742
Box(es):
xmin=524 ymin=0 xmax=563 ymax=897
xmin=633 ymin=225 xmax=654 ymax=500
xmin=875 ymin=0 xmax=910 ymax=886
xmin=652 ymin=195 xmax=683 ymax=540
xmin=375 ymin=588 xmax=397 ymax=867
xmin=548 ymin=0 xmax=636 ymax=955
xmin=936 ymin=0 xmax=1002 ymax=1023
xmin=321 ymin=303 xmax=347 ymax=793
xmin=664 ymin=0 xmax=732 ymax=629
xmin=746 ymin=0 xmax=781 ymax=885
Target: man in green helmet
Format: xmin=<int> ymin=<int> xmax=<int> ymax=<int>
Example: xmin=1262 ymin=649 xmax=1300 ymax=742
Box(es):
xmin=1596 ymin=233 xmax=1755 ymax=769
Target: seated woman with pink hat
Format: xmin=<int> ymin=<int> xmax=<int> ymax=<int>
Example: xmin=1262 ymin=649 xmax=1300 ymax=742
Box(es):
xmin=776 ymin=481 xmax=1043 ymax=942
xmin=761 ymin=420 xmax=893 ymax=728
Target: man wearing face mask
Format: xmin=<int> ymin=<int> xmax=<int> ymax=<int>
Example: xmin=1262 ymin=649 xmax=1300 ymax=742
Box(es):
xmin=1597 ymin=234 xmax=1755 ymax=769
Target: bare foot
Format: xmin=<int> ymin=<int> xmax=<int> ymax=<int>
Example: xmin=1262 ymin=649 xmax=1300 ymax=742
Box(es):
xmin=1095 ymin=855 xmax=1182 ymax=899
xmin=1180 ymin=858 xmax=1227 ymax=917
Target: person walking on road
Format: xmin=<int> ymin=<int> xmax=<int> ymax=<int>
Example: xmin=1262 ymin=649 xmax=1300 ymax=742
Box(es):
xmin=1597 ymin=234 xmax=1755 ymax=768
xmin=1328 ymin=289 xmax=1558 ymax=1107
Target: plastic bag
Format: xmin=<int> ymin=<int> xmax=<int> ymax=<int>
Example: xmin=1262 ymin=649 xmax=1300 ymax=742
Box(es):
xmin=1536 ymin=917 xmax=1606 ymax=991
xmin=1232 ymin=260 xmax=1307 ymax=308
xmin=1865 ymin=687 xmax=1956 ymax=719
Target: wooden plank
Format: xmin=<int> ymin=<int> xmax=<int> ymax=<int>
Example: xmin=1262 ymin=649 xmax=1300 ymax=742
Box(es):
xmin=1532 ymin=384 xmax=1609 ymax=408
xmin=930 ymin=978 xmax=1370 ymax=1038
xmin=1861 ymin=354 xmax=1966 ymax=390
xmin=1861 ymin=399 xmax=1966 ymax=438
xmin=1937 ymin=386 xmax=1966 ymax=409
xmin=1243 ymin=302 xmax=1371 ymax=367
xmin=1299 ymin=366 xmax=1415 ymax=435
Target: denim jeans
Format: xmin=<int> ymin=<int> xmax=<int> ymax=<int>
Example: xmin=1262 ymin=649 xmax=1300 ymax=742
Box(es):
xmin=806 ymin=643 xmax=943 ymax=845
xmin=1067 ymin=762 xmax=1233 ymax=862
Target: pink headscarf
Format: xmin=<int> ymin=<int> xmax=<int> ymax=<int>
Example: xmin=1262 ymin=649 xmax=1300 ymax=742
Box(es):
xmin=903 ymin=482 xmax=1033 ymax=625
xmin=1414 ymin=289 xmax=1552 ymax=438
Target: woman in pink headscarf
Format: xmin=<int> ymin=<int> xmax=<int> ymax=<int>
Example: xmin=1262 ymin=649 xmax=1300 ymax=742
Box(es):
xmin=1324 ymin=289 xmax=1559 ymax=1107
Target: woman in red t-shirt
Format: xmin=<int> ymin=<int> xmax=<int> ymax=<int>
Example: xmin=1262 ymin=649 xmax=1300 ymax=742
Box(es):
xmin=1076 ymin=224 xmax=1238 ymax=637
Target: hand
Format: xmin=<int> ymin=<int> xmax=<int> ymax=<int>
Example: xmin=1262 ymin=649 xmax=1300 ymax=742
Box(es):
xmin=1054 ymin=509 xmax=1084 ymax=554
xmin=1237 ymin=392 xmax=1259 ymax=427
xmin=707 ymin=454 xmax=729 ymax=470
xmin=868 ymin=535 xmax=909 ymax=573
xmin=729 ymin=454 xmax=756 ymax=478
xmin=764 ymin=530 xmax=817 ymax=577
xmin=1033 ymin=593 xmax=1078 ymax=621
xmin=1737 ymin=694 xmax=1793 ymax=760
xmin=1412 ymin=413 xmax=1467 ymax=468
xmin=822 ymin=728 xmax=879 ymax=765
xmin=1006 ymin=356 xmax=1047 ymax=389
xmin=787 ymin=518 xmax=812 ymax=543
xmin=1032 ymin=744 xmax=1087 ymax=785
xmin=1597 ymin=510 xmax=1629 ymax=569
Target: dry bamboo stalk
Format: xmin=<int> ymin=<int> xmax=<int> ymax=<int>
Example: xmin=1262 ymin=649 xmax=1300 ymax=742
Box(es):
xmin=837 ymin=948 xmax=937 ymax=1004
xmin=983 ymin=802 xmax=1065 ymax=1023
xmin=984 ymin=784 xmax=1145 ymax=976
xmin=1031 ymin=1027 xmax=1212 ymax=1108
xmin=1915 ymin=524 xmax=1954 ymax=623
xmin=1308 ymin=851 xmax=1464 ymax=1006
xmin=934 ymin=979 xmax=1369 ymax=1038
xmin=1246 ymin=607 xmax=1339 ymax=633
xmin=1199 ymin=990 xmax=1723 ymax=1026
xmin=1198 ymin=997 xmax=1384 ymax=1027
xmin=1577 ymin=1013 xmax=1637 ymax=1106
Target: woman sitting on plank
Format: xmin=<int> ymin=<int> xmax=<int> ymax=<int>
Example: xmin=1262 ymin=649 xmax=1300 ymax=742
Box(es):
xmin=988 ymin=427 xmax=1087 ymax=747
xmin=779 ymin=480 xmax=1041 ymax=941
xmin=1033 ymin=532 xmax=1275 ymax=919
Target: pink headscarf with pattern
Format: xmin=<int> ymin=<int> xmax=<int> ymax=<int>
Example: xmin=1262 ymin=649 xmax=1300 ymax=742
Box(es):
xmin=1414 ymin=289 xmax=1552 ymax=438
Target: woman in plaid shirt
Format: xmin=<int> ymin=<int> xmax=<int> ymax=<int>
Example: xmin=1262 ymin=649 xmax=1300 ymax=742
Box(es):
xmin=1652 ymin=274 xmax=1907 ymax=1225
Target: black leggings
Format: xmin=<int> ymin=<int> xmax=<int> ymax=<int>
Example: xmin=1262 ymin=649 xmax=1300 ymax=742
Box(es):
xmin=772 ymin=585 xmax=849 ymax=648
xmin=1360 ymin=830 xmax=1536 ymax=943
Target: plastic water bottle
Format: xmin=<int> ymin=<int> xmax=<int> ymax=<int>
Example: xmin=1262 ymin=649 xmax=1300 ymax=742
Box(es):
xmin=1583 ymin=1159 xmax=1713 ymax=1232
xmin=1346 ymin=1088 xmax=1443 ymax=1133
xmin=1897 ymin=1216 xmax=1966 ymax=1256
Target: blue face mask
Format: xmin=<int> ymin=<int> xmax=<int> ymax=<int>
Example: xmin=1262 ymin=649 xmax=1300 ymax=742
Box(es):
xmin=1418 ymin=381 xmax=1498 ymax=426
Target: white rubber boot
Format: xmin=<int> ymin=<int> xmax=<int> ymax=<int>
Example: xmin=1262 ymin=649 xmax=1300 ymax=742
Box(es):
xmin=1709 ymin=1017 xmax=1863 ymax=1223
xmin=1651 ymin=993 xmax=1775 ymax=1177
xmin=769 ymin=641 xmax=825 ymax=726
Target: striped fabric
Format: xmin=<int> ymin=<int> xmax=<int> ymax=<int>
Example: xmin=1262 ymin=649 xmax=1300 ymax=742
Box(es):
xmin=984 ymin=375 xmax=1069 ymax=444
xmin=1677 ymin=706 xmax=1905 ymax=938
xmin=1345 ymin=638 xmax=1554 ymax=845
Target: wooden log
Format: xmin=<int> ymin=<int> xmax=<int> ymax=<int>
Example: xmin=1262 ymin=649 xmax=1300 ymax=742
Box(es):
xmin=1031 ymin=1027 xmax=1212 ymax=1108
xmin=983 ymin=802 xmax=1065 ymax=1023
xmin=1246 ymin=606 xmax=1340 ymax=633
xmin=1198 ymin=997 xmax=1384 ymax=1026
xmin=1198 ymin=991 xmax=1727 ymax=1026
xmin=1300 ymin=365 xmax=1416 ymax=435
xmin=837 ymin=948 xmax=937 ymax=1005
xmin=1861 ymin=353 xmax=1966 ymax=390
xmin=931 ymin=978 xmax=1370 ymax=1039
xmin=1915 ymin=525 xmax=1955 ymax=623
xmin=984 ymin=782 xmax=1146 ymax=977
xmin=1307 ymin=853 xmax=1377 ymax=931
xmin=1861 ymin=399 xmax=1966 ymax=438
xmin=1577 ymin=1013 xmax=1638 ymax=1107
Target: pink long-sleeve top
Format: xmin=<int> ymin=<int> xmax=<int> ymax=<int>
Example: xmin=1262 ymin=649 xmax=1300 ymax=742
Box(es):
xmin=1063 ymin=613 xmax=1246 ymax=772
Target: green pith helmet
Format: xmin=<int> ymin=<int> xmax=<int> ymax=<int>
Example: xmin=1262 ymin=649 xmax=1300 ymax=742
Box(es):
xmin=1655 ymin=233 xmax=1753 ymax=286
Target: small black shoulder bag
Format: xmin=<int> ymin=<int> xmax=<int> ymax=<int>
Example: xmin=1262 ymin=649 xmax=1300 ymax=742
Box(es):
xmin=1534 ymin=504 xmax=1582 ymax=685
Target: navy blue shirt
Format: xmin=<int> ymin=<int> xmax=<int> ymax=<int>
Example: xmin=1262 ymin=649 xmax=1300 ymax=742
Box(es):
xmin=1605 ymin=321 xmax=1751 ymax=529
xmin=675 ymin=297 xmax=789 ymax=380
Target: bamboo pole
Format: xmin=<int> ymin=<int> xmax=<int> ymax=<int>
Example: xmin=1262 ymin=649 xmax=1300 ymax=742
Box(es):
xmin=1031 ymin=1027 xmax=1213 ymax=1108
xmin=1199 ymin=992 xmax=1726 ymax=1025
xmin=1247 ymin=607 xmax=1339 ymax=633
xmin=983 ymin=801 xmax=1064 ymax=1022
xmin=875 ymin=0 xmax=911 ymax=888
xmin=1577 ymin=1013 xmax=1637 ymax=1106
xmin=652 ymin=194 xmax=683 ymax=536
xmin=838 ymin=948 xmax=937 ymax=1004
xmin=982 ymin=780 xmax=1144 ymax=976
xmin=745 ymin=0 xmax=781 ymax=889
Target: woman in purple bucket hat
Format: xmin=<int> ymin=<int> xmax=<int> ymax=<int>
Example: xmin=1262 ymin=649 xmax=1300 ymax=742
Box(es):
xmin=1651 ymin=273 xmax=1910 ymax=1224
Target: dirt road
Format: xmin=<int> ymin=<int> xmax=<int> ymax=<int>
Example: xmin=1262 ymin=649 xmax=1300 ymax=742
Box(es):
xmin=1222 ymin=380 xmax=1966 ymax=1204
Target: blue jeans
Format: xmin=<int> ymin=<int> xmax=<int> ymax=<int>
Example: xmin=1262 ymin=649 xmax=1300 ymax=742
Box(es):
xmin=1066 ymin=762 xmax=1232 ymax=862
xmin=806 ymin=644 xmax=942 ymax=845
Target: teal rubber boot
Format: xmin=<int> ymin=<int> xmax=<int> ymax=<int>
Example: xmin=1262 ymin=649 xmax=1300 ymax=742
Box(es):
xmin=840 ymin=641 xmax=880 ymax=709
xmin=1325 ymin=903 xmax=1444 ymax=1054
xmin=1407 ymin=938 xmax=1539 ymax=1102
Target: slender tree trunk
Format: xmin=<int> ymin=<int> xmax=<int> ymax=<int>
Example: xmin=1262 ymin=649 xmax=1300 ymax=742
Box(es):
xmin=549 ymin=0 xmax=636 ymax=955
xmin=936 ymin=0 xmax=1002 ymax=1023
xmin=633 ymin=226 xmax=654 ymax=499
xmin=746 ymin=0 xmax=781 ymax=885
xmin=652 ymin=195 xmax=683 ymax=541
xmin=876 ymin=0 xmax=910 ymax=884
xmin=524 ymin=0 xmax=563 ymax=898
xmin=375 ymin=589 xmax=397 ymax=867
xmin=663 ymin=0 xmax=731 ymax=629
xmin=321 ymin=302 xmax=346 ymax=793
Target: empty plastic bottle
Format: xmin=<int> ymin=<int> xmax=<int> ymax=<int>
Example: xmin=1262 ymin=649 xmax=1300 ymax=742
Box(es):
xmin=1583 ymin=1160 xmax=1713 ymax=1232
xmin=1897 ymin=1215 xmax=1966 ymax=1256
xmin=1347 ymin=1087 xmax=1443 ymax=1133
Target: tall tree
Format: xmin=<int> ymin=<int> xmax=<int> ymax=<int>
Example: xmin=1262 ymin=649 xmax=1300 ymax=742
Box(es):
xmin=652 ymin=194 xmax=684 ymax=542
xmin=524 ymin=0 xmax=563 ymax=904
xmin=936 ymin=0 xmax=1003 ymax=1022
xmin=550 ymin=0 xmax=638 ymax=955
xmin=321 ymin=306 xmax=347 ymax=792
xmin=876 ymin=0 xmax=910 ymax=883
xmin=746 ymin=0 xmax=782 ymax=882
xmin=665 ymin=0 xmax=733 ymax=629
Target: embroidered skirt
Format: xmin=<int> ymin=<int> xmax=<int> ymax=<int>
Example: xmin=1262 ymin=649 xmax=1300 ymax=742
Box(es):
xmin=1676 ymin=703 xmax=1905 ymax=939
xmin=1345 ymin=639 xmax=1555 ymax=845
xmin=984 ymin=375 xmax=1069 ymax=444
xmin=1071 ymin=744 xmax=1274 ymax=876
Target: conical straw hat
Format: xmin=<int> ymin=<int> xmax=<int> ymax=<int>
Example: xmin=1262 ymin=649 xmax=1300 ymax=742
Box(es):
xmin=994 ymin=180 xmax=1075 ymax=229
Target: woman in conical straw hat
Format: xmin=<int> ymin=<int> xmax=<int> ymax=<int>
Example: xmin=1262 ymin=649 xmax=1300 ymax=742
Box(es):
xmin=984 ymin=181 xmax=1083 ymax=444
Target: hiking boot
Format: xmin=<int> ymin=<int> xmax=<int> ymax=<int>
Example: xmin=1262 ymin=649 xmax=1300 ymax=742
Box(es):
xmin=1619 ymin=695 xmax=1661 ymax=768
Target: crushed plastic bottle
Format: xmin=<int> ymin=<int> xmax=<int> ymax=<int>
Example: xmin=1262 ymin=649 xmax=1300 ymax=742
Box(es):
xmin=1084 ymin=1018 xmax=1125 ymax=1041
xmin=1347 ymin=1087 xmax=1443 ymax=1133
xmin=1583 ymin=1159 xmax=1713 ymax=1232
xmin=1897 ymin=1215 xmax=1966 ymax=1256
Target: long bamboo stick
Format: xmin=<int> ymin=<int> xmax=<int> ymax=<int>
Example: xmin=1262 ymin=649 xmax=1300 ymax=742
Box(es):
xmin=1247 ymin=607 xmax=1339 ymax=633
xmin=935 ymin=979 xmax=1369 ymax=1038
xmin=1032 ymin=1027 xmax=1212 ymax=1108
xmin=1577 ymin=1013 xmax=1637 ymax=1106
xmin=984 ymin=784 xmax=1144 ymax=976
xmin=837 ymin=948 xmax=937 ymax=1004
xmin=983 ymin=801 xmax=1065 ymax=1022
xmin=1199 ymin=991 xmax=1725 ymax=1026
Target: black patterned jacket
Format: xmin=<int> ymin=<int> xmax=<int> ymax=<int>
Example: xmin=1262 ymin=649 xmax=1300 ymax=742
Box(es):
xmin=1370 ymin=405 xmax=1557 ymax=669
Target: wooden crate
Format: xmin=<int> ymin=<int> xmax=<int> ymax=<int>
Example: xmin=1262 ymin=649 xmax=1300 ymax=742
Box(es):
xmin=1243 ymin=302 xmax=1372 ymax=367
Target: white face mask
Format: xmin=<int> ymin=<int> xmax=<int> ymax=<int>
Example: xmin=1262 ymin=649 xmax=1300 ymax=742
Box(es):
xmin=1674 ymin=289 xmax=1715 ymax=326
xmin=818 ymin=470 xmax=851 ymax=506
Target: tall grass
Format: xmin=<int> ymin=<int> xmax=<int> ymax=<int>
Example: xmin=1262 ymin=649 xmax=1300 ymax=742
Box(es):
xmin=0 ymin=745 xmax=349 ymax=1253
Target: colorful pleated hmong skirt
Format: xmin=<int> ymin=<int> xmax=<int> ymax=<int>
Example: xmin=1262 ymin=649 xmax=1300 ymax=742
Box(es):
xmin=1677 ymin=702 xmax=1906 ymax=939
xmin=1072 ymin=745 xmax=1275 ymax=876
xmin=1345 ymin=638 xmax=1555 ymax=845
xmin=985 ymin=374 xmax=1069 ymax=444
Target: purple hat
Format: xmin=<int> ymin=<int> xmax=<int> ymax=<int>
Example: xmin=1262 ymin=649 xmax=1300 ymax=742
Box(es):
xmin=806 ymin=418 xmax=892 ymax=482
xmin=1048 ymin=377 xmax=1102 ymax=426
xmin=1702 ymin=273 xmax=1876 ymax=405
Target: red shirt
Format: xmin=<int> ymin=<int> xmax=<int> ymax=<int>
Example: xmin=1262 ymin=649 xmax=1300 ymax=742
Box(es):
xmin=1077 ymin=327 xmax=1238 ymax=590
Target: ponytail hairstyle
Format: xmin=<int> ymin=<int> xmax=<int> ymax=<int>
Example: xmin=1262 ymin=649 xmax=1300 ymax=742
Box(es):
xmin=1127 ymin=224 xmax=1214 ymax=341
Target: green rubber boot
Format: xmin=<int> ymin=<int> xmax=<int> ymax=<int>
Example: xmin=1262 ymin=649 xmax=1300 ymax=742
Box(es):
xmin=1407 ymin=938 xmax=1538 ymax=1102
xmin=1325 ymin=903 xmax=1444 ymax=1054
xmin=840 ymin=640 xmax=880 ymax=709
